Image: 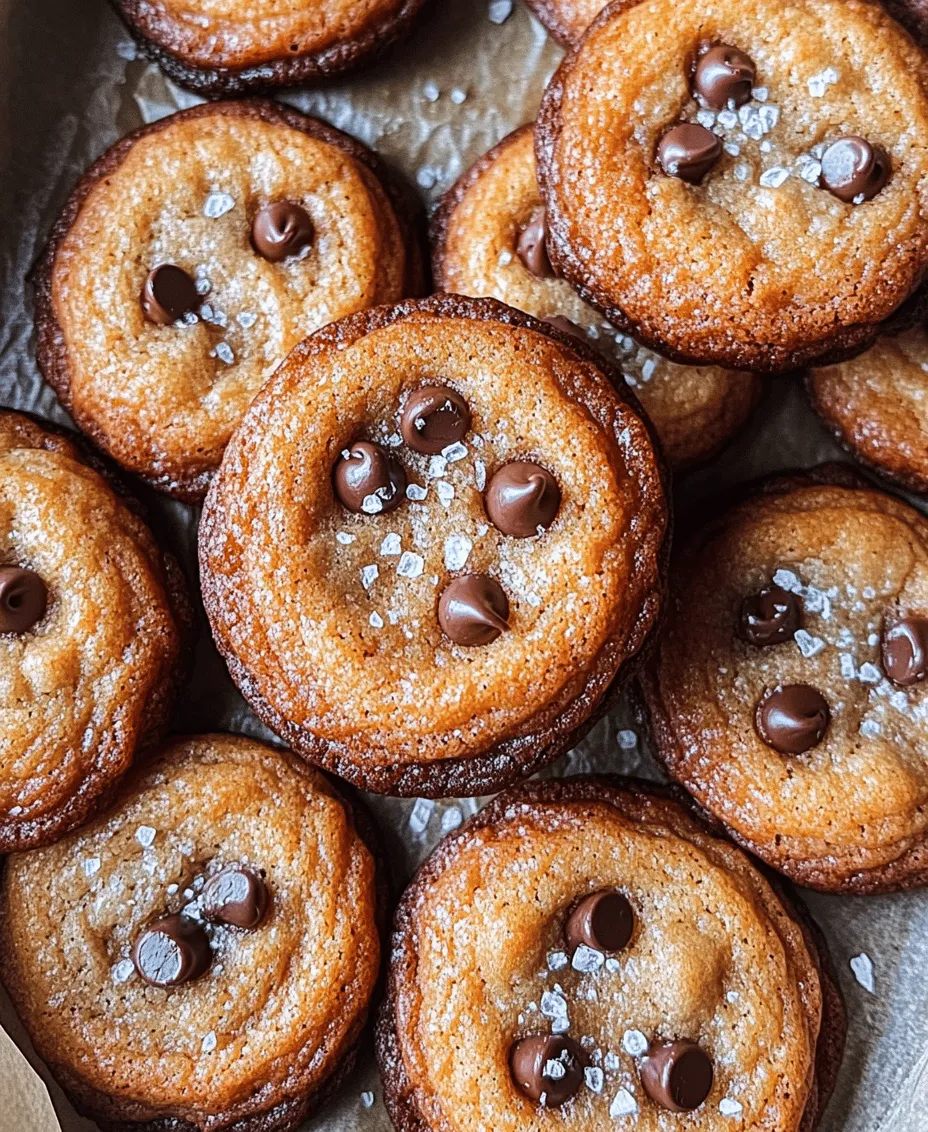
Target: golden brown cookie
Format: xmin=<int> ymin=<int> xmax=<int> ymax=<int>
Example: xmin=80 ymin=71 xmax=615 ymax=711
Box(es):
xmin=200 ymin=295 xmax=669 ymax=798
xmin=34 ymin=99 xmax=423 ymax=501
xmin=640 ymin=467 xmax=928 ymax=892
xmin=806 ymin=325 xmax=928 ymax=493
xmin=377 ymin=776 xmax=845 ymax=1132
xmin=433 ymin=126 xmax=762 ymax=470
xmin=0 ymin=733 xmax=385 ymax=1132
xmin=110 ymin=0 xmax=429 ymax=95
xmin=0 ymin=409 xmax=189 ymax=854
xmin=536 ymin=0 xmax=928 ymax=372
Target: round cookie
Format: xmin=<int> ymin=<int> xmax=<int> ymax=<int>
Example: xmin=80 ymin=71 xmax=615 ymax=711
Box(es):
xmin=34 ymin=99 xmax=423 ymax=501
xmin=377 ymin=776 xmax=845 ymax=1132
xmin=639 ymin=467 xmax=928 ymax=892
xmin=536 ymin=0 xmax=928 ymax=372
xmin=433 ymin=126 xmax=763 ymax=470
xmin=884 ymin=0 xmax=928 ymax=45
xmin=807 ymin=324 xmax=928 ymax=493
xmin=110 ymin=0 xmax=429 ymax=96
xmin=200 ymin=295 xmax=669 ymax=798
xmin=0 ymin=409 xmax=188 ymax=854
xmin=0 ymin=733 xmax=385 ymax=1132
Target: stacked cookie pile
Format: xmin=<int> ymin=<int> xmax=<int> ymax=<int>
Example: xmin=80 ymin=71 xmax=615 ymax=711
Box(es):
xmin=3 ymin=0 xmax=928 ymax=1130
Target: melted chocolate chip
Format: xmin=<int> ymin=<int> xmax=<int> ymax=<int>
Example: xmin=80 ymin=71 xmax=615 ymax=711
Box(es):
xmin=485 ymin=461 xmax=561 ymax=538
xmin=400 ymin=386 xmax=472 ymax=454
xmin=565 ymin=890 xmax=634 ymax=954
xmin=819 ymin=138 xmax=890 ymax=203
xmin=0 ymin=566 xmax=47 ymax=634
xmin=438 ymin=574 xmax=509 ymax=646
xmin=882 ymin=617 xmax=928 ymax=686
xmin=542 ymin=315 xmax=590 ymax=344
xmin=141 ymin=265 xmax=200 ymax=326
xmin=516 ymin=207 xmax=554 ymax=279
xmin=333 ymin=441 xmax=406 ymax=514
xmin=202 ymin=865 xmax=269 ymax=929
xmin=132 ymin=914 xmax=211 ymax=988
xmin=639 ymin=1040 xmax=714 ymax=1113
xmin=738 ymin=584 xmax=802 ymax=646
xmin=510 ymin=1034 xmax=585 ymax=1106
xmin=756 ymin=685 xmax=830 ymax=754
xmin=657 ymin=123 xmax=722 ymax=184
xmin=251 ymin=201 xmax=314 ymax=262
xmin=694 ymin=45 xmax=756 ymax=109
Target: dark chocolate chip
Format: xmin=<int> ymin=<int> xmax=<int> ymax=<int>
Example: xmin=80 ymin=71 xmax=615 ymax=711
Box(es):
xmin=510 ymin=1034 xmax=585 ymax=1107
xmin=738 ymin=584 xmax=802 ymax=646
xmin=438 ymin=574 xmax=509 ymax=646
xmin=132 ymin=914 xmax=212 ymax=988
xmin=0 ymin=566 xmax=47 ymax=634
xmin=516 ymin=206 xmax=554 ymax=279
xmin=639 ymin=1040 xmax=714 ymax=1113
xmin=819 ymin=138 xmax=890 ymax=203
xmin=542 ymin=316 xmax=591 ymax=344
xmin=565 ymin=890 xmax=634 ymax=954
xmin=141 ymin=265 xmax=200 ymax=326
xmin=251 ymin=201 xmax=314 ymax=262
xmin=400 ymin=386 xmax=472 ymax=455
xmin=485 ymin=461 xmax=561 ymax=538
xmin=882 ymin=617 xmax=928 ymax=686
xmin=694 ymin=45 xmax=756 ymax=109
xmin=657 ymin=123 xmax=722 ymax=184
xmin=756 ymin=684 xmax=830 ymax=754
xmin=333 ymin=441 xmax=406 ymax=514
xmin=202 ymin=865 xmax=269 ymax=930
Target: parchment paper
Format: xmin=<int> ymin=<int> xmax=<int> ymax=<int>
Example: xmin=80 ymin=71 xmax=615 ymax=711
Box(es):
xmin=0 ymin=1 xmax=926 ymax=1129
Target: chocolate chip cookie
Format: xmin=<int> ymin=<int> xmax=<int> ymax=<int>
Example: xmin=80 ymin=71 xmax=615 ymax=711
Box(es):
xmin=110 ymin=0 xmax=428 ymax=95
xmin=433 ymin=125 xmax=762 ymax=470
xmin=536 ymin=0 xmax=928 ymax=372
xmin=200 ymin=294 xmax=669 ymax=797
xmin=884 ymin=0 xmax=928 ymax=44
xmin=34 ymin=99 xmax=423 ymax=501
xmin=0 ymin=409 xmax=188 ymax=854
xmin=377 ymin=776 xmax=845 ymax=1131
xmin=640 ymin=467 xmax=928 ymax=892
xmin=806 ymin=324 xmax=928 ymax=493
xmin=0 ymin=733 xmax=385 ymax=1132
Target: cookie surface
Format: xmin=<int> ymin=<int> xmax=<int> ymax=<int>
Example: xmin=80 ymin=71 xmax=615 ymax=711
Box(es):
xmin=0 ymin=733 xmax=383 ymax=1132
xmin=640 ymin=469 xmax=928 ymax=892
xmin=35 ymin=99 xmax=422 ymax=500
xmin=0 ymin=410 xmax=187 ymax=854
xmin=536 ymin=0 xmax=928 ymax=372
xmin=433 ymin=126 xmax=762 ymax=470
xmin=807 ymin=325 xmax=928 ymax=493
xmin=377 ymin=776 xmax=845 ymax=1132
xmin=111 ymin=0 xmax=428 ymax=95
xmin=200 ymin=295 xmax=669 ymax=797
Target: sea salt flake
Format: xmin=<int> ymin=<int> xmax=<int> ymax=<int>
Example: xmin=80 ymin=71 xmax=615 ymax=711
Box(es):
xmin=398 ymin=552 xmax=425 ymax=579
xmin=474 ymin=459 xmax=487 ymax=490
xmin=83 ymin=857 xmax=101 ymax=877
xmin=733 ymin=163 xmax=751 ymax=182
xmin=428 ymin=455 xmax=448 ymax=477
xmin=551 ymin=1016 xmax=570 ymax=1034
xmin=840 ymin=654 xmax=856 ymax=679
xmin=605 ymin=957 xmax=621 ymax=973
xmin=201 ymin=1031 xmax=217 ymax=1053
xmin=441 ymin=807 xmax=463 ymax=832
xmin=541 ymin=990 xmax=568 ymax=1019
xmin=409 ymin=798 xmax=434 ymax=834
xmin=436 ymin=481 xmax=455 ymax=507
xmin=752 ymin=86 xmax=769 ymax=101
xmin=796 ymin=154 xmax=823 ymax=183
xmin=850 ymin=952 xmax=875 ymax=993
xmin=406 ymin=483 xmax=428 ymax=501
xmin=548 ymin=951 xmax=569 ymax=971
xmin=860 ymin=718 xmax=881 ymax=738
xmin=572 ymin=945 xmax=604 ymax=973
xmin=545 ymin=1059 xmax=567 ymax=1080
xmin=808 ymin=67 xmax=839 ymax=97
xmin=203 ymin=191 xmax=234 ymax=218
xmin=890 ymin=691 xmax=910 ymax=712
xmin=858 ymin=662 xmax=882 ymax=684
xmin=336 ymin=532 xmax=355 ymax=545
xmin=360 ymin=1091 xmax=375 ymax=1109
xmin=214 ymin=342 xmax=234 ymax=365
xmin=695 ymin=109 xmax=716 ymax=128
xmin=604 ymin=1052 xmax=621 ymax=1071
xmin=794 ymin=629 xmax=825 ymax=657
xmin=136 ymin=825 xmax=156 ymax=848
xmin=717 ymin=109 xmax=738 ymax=129
xmin=622 ymin=1029 xmax=649 ymax=1057
xmin=416 ymin=167 xmax=437 ymax=189
xmin=360 ymin=564 xmax=379 ymax=590
xmin=380 ymin=533 xmax=402 ymax=556
xmin=237 ymin=311 xmax=257 ymax=328
xmin=422 ymin=80 xmax=440 ymax=102
xmin=759 ymin=166 xmax=790 ymax=189
xmin=196 ymin=276 xmax=212 ymax=295
xmin=720 ymin=1098 xmax=743 ymax=1117
xmin=442 ymin=441 xmax=468 ymax=462
xmin=369 ymin=612 xmax=384 ymax=629
xmin=585 ymin=1066 xmax=605 ymax=1093
xmin=450 ymin=87 xmax=467 ymax=104
xmin=617 ymin=729 xmax=637 ymax=749
xmin=488 ymin=0 xmax=513 ymax=22
xmin=724 ymin=142 xmax=741 ymax=157
xmin=112 ymin=959 xmax=135 ymax=984
xmin=610 ymin=1088 xmax=638 ymax=1117
xmin=444 ymin=535 xmax=473 ymax=571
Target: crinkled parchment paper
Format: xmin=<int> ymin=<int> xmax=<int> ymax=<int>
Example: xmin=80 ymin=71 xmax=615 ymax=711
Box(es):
xmin=0 ymin=1 xmax=926 ymax=1129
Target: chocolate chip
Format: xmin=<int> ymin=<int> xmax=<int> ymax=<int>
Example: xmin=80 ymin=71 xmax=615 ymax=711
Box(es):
xmin=0 ymin=566 xmax=47 ymax=634
xmin=820 ymin=138 xmax=890 ymax=203
xmin=738 ymin=584 xmax=802 ymax=646
xmin=565 ymin=890 xmax=634 ymax=953
xmin=400 ymin=386 xmax=472 ymax=455
xmin=485 ymin=461 xmax=561 ymax=538
xmin=694 ymin=45 xmax=756 ymax=109
xmin=516 ymin=206 xmax=553 ymax=279
xmin=542 ymin=316 xmax=591 ymax=344
xmin=639 ymin=1040 xmax=714 ymax=1113
xmin=251 ymin=201 xmax=314 ymax=262
xmin=657 ymin=123 xmax=722 ymax=184
xmin=882 ymin=617 xmax=928 ymax=686
xmin=132 ymin=914 xmax=212 ymax=988
xmin=509 ymin=1034 xmax=585 ymax=1106
xmin=438 ymin=574 xmax=509 ymax=646
xmin=756 ymin=685 xmax=830 ymax=754
xmin=202 ymin=865 xmax=269 ymax=930
xmin=333 ymin=441 xmax=406 ymax=514
xmin=141 ymin=265 xmax=200 ymax=326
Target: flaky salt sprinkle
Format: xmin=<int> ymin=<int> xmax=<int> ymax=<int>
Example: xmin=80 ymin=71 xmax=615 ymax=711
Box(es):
xmin=547 ymin=951 xmax=569 ymax=971
xmin=540 ymin=990 xmax=568 ymax=1020
xmin=360 ymin=1091 xmax=375 ymax=1109
xmin=409 ymin=798 xmax=435 ymax=835
xmin=610 ymin=1088 xmax=638 ymax=1116
xmin=380 ymin=533 xmax=402 ymax=556
xmin=422 ymin=80 xmax=440 ymax=102
xmin=436 ymin=481 xmax=455 ymax=508
xmin=203 ymin=191 xmax=234 ymax=218
xmin=441 ymin=807 xmax=463 ymax=832
xmin=201 ymin=1031 xmax=217 ymax=1053
xmin=112 ymin=959 xmax=135 ymax=984
xmin=369 ymin=612 xmax=384 ymax=629
xmin=336 ymin=532 xmax=355 ymax=545
xmin=850 ymin=952 xmax=875 ymax=993
xmin=442 ymin=441 xmax=468 ymax=462
xmin=807 ymin=67 xmax=839 ymax=97
xmin=572 ymin=945 xmax=604 ymax=973
xmin=488 ymin=0 xmax=513 ymax=22
xmin=585 ymin=1067 xmax=604 ymax=1093
xmin=83 ymin=857 xmax=101 ymax=877
xmin=397 ymin=551 xmax=425 ymax=579
xmin=444 ymin=535 xmax=473 ymax=571
xmin=237 ymin=311 xmax=258 ymax=328
xmin=720 ymin=1097 xmax=743 ymax=1117
xmin=136 ymin=825 xmax=156 ymax=848
xmin=759 ymin=166 xmax=790 ymax=189
xmin=622 ymin=1029 xmax=649 ymax=1057
xmin=858 ymin=662 xmax=882 ymax=684
xmin=794 ymin=629 xmax=825 ymax=658
xmin=360 ymin=564 xmax=379 ymax=590
xmin=214 ymin=342 xmax=234 ymax=365
xmin=617 ymin=729 xmax=637 ymax=750
xmin=407 ymin=483 xmax=428 ymax=501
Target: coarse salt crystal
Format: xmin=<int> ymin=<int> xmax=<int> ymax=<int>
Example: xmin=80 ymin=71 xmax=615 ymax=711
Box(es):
xmin=617 ymin=729 xmax=637 ymax=749
xmin=360 ymin=1091 xmax=375 ymax=1109
xmin=585 ymin=1067 xmax=604 ymax=1093
xmin=436 ymin=481 xmax=455 ymax=507
xmin=336 ymin=532 xmax=355 ymax=545
xmin=112 ymin=959 xmax=135 ymax=984
xmin=622 ymin=1029 xmax=649 ymax=1057
xmin=759 ymin=166 xmax=790 ymax=189
xmin=406 ymin=483 xmax=428 ymax=501
xmin=442 ymin=441 xmax=468 ymax=462
xmin=720 ymin=1098 xmax=743 ymax=1117
xmin=488 ymin=0 xmax=513 ymax=22
xmin=444 ymin=535 xmax=472 ymax=571
xmin=839 ymin=654 xmax=856 ymax=679
xmin=450 ymin=87 xmax=467 ymax=104
xmin=83 ymin=858 xmax=101 ymax=877
xmin=136 ymin=826 xmax=156 ymax=848
xmin=441 ymin=807 xmax=463 ymax=832
xmin=201 ymin=1031 xmax=217 ymax=1052
xmin=409 ymin=798 xmax=434 ymax=834
xmin=540 ymin=990 xmax=568 ymax=1019
xmin=398 ymin=551 xmax=425 ymax=579
xmin=360 ymin=565 xmax=379 ymax=590
xmin=423 ymin=81 xmax=440 ymax=102
xmin=369 ymin=612 xmax=384 ymax=629
xmin=203 ymin=191 xmax=234 ymax=218
xmin=610 ymin=1088 xmax=638 ymax=1116
xmin=860 ymin=719 xmax=881 ymax=738
xmin=548 ymin=951 xmax=569 ymax=970
xmin=544 ymin=1059 xmax=567 ymax=1080
xmin=474 ymin=459 xmax=487 ymax=490
xmin=850 ymin=952 xmax=875 ymax=993
xmin=214 ymin=342 xmax=234 ymax=365
xmin=572 ymin=945 xmax=604 ymax=973
xmin=361 ymin=493 xmax=385 ymax=514
xmin=858 ymin=662 xmax=882 ymax=684
xmin=604 ymin=1052 xmax=621 ymax=1070
xmin=428 ymin=455 xmax=448 ymax=478
xmin=380 ymin=533 xmax=402 ymax=556
xmin=237 ymin=311 xmax=257 ymax=328
xmin=794 ymin=629 xmax=825 ymax=657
